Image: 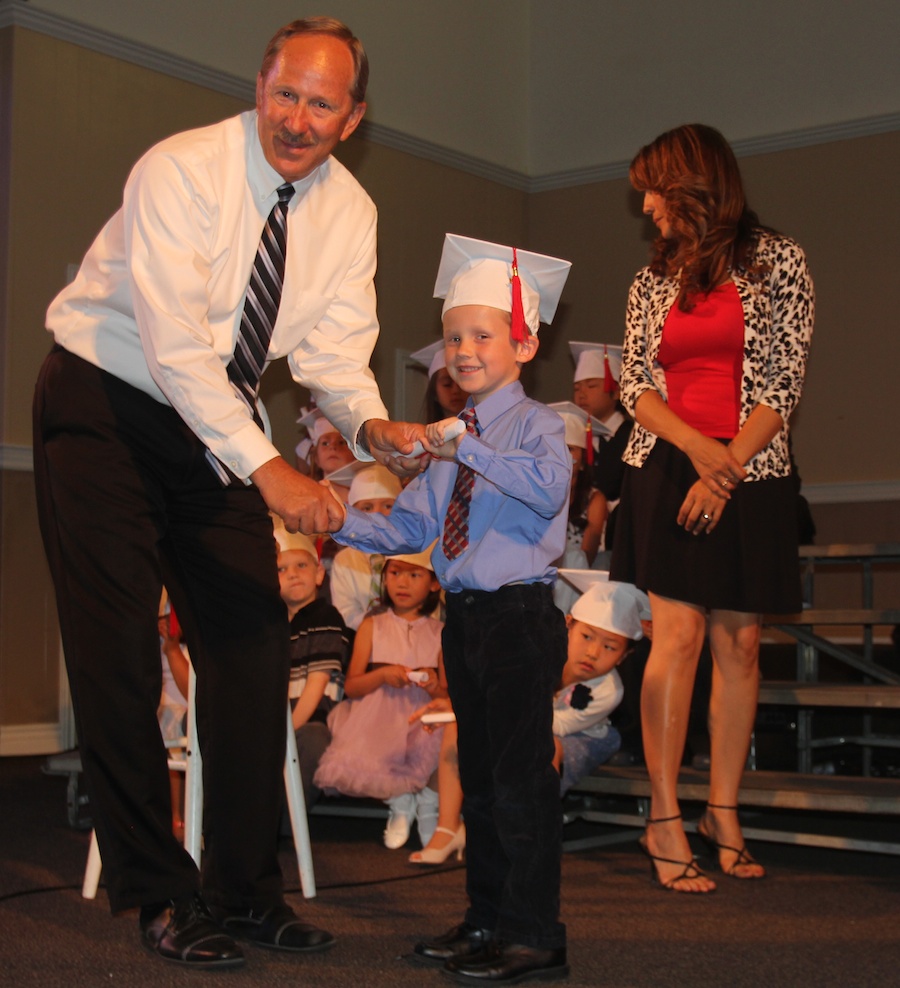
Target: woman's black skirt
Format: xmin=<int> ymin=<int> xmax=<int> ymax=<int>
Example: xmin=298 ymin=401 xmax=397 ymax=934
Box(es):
xmin=609 ymin=438 xmax=802 ymax=615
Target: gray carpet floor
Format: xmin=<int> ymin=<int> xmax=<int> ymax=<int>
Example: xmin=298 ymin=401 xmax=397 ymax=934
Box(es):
xmin=2 ymin=755 xmax=900 ymax=987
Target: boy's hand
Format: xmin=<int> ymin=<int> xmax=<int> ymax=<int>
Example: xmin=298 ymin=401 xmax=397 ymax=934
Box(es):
xmin=409 ymin=697 xmax=453 ymax=732
xmin=423 ymin=417 xmax=466 ymax=460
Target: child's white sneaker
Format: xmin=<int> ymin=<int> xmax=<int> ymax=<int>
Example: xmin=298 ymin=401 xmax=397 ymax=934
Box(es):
xmin=383 ymin=793 xmax=416 ymax=849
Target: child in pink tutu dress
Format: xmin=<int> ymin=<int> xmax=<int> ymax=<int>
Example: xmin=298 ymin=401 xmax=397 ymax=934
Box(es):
xmin=314 ymin=546 xmax=446 ymax=849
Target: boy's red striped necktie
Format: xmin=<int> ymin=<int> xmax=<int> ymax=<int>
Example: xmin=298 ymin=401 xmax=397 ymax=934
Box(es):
xmin=442 ymin=407 xmax=479 ymax=560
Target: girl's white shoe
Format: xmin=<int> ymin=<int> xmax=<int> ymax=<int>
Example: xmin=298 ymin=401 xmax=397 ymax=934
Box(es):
xmin=383 ymin=793 xmax=417 ymax=849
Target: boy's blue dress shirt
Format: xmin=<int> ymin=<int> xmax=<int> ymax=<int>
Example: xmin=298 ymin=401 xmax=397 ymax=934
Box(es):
xmin=336 ymin=381 xmax=570 ymax=592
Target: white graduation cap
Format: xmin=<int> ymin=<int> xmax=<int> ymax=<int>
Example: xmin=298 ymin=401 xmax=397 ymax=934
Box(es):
xmin=348 ymin=464 xmax=402 ymax=506
xmin=273 ymin=524 xmax=319 ymax=560
xmin=569 ymin=582 xmax=646 ymax=641
xmin=433 ymin=233 xmax=572 ymax=340
xmin=559 ymin=569 xmax=610 ymax=593
xmin=387 ymin=541 xmax=437 ymax=574
xmin=410 ymin=340 xmax=446 ymax=379
xmin=560 ymin=568 xmax=652 ymax=628
xmin=570 ymin=341 xmax=623 ymax=387
xmin=323 ymin=460 xmax=366 ymax=490
xmin=296 ymin=406 xmax=341 ymax=444
xmin=548 ymin=401 xmax=610 ymax=449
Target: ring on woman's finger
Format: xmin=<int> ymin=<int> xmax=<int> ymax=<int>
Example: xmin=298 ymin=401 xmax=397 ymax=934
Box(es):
xmin=701 ymin=512 xmax=711 ymax=521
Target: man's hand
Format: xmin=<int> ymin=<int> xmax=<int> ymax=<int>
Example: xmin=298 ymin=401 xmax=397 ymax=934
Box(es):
xmin=251 ymin=456 xmax=346 ymax=533
xmin=362 ymin=419 xmax=428 ymax=479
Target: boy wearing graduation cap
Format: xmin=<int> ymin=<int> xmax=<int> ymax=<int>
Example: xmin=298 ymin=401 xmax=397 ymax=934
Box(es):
xmin=571 ymin=341 xmax=634 ymax=558
xmin=334 ymin=234 xmax=572 ymax=983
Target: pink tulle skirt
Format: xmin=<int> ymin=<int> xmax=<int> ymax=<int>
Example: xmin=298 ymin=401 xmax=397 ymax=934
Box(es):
xmin=313 ymin=684 xmax=443 ymax=800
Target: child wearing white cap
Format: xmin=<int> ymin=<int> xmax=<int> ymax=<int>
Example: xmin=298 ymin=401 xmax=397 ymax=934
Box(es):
xmin=553 ymin=580 xmax=649 ymax=793
xmin=570 ymin=341 xmax=634 ymax=560
xmin=274 ymin=524 xmax=350 ymax=810
xmin=330 ymin=465 xmax=403 ymax=631
xmin=547 ymin=402 xmax=608 ymax=576
xmin=333 ymin=233 xmax=573 ymax=983
xmin=296 ymin=406 xmax=356 ymax=491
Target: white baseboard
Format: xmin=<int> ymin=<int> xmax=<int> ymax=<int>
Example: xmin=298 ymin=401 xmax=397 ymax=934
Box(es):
xmin=0 ymin=721 xmax=66 ymax=756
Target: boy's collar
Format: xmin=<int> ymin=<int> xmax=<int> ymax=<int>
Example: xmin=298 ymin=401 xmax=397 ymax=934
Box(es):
xmin=465 ymin=380 xmax=525 ymax=429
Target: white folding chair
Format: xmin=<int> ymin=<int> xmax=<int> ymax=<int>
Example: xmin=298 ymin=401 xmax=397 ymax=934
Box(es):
xmin=82 ymin=668 xmax=315 ymax=898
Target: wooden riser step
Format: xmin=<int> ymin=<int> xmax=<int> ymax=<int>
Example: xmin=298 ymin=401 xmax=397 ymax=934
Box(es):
xmin=758 ymin=682 xmax=900 ymax=708
xmin=764 ymin=609 xmax=900 ymax=627
xmin=572 ymin=765 xmax=900 ymax=815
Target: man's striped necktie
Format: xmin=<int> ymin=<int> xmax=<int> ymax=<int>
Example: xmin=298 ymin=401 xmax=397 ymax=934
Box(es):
xmin=207 ymin=182 xmax=295 ymax=484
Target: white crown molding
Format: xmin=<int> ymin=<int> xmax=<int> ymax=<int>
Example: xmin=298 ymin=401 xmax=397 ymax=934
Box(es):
xmin=2 ymin=1 xmax=896 ymax=192
xmin=530 ymin=113 xmax=900 ymax=193
xmin=355 ymin=121 xmax=531 ymax=191
xmin=0 ymin=0 xmax=255 ymax=103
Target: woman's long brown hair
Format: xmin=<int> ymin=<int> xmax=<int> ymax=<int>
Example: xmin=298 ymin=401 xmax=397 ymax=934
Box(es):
xmin=630 ymin=124 xmax=770 ymax=310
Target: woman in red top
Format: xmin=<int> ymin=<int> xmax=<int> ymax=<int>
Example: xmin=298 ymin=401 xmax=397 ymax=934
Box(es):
xmin=610 ymin=124 xmax=814 ymax=892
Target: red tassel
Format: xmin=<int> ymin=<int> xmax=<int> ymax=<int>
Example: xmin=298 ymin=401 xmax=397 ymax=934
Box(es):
xmin=315 ymin=535 xmax=324 ymax=562
xmin=603 ymin=345 xmax=616 ymax=394
xmin=510 ymin=247 xmax=527 ymax=343
xmin=585 ymin=421 xmax=594 ymax=467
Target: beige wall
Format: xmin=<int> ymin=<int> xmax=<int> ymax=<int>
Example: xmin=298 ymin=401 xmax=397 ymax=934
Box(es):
xmin=0 ymin=28 xmax=250 ymax=745
xmin=1 ymin=27 xmax=897 ymax=748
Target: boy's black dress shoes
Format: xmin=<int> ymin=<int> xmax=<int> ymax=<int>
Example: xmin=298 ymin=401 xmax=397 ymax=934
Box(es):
xmin=139 ymin=894 xmax=245 ymax=968
xmin=411 ymin=921 xmax=494 ymax=966
xmin=211 ymin=901 xmax=335 ymax=952
xmin=444 ymin=940 xmax=569 ymax=983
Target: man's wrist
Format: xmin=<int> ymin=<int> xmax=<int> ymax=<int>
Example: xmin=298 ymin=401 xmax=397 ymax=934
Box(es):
xmin=356 ymin=420 xmax=372 ymax=456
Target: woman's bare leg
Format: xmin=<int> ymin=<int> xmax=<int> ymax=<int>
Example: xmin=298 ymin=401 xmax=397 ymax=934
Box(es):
xmin=703 ymin=610 xmax=765 ymax=877
xmin=641 ymin=593 xmax=715 ymax=892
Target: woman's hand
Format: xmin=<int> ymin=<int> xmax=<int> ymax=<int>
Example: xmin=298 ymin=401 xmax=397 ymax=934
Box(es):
xmin=682 ymin=434 xmax=746 ymax=498
xmin=677 ymin=479 xmax=728 ymax=534
xmin=633 ymin=392 xmax=745 ymax=497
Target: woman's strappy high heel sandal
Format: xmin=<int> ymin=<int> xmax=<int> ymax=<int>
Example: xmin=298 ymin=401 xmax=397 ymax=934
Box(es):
xmin=638 ymin=814 xmax=715 ymax=893
xmin=697 ymin=803 xmax=766 ymax=878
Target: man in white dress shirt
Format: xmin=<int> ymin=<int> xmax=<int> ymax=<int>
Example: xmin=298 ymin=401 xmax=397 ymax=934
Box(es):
xmin=33 ymin=17 xmax=422 ymax=969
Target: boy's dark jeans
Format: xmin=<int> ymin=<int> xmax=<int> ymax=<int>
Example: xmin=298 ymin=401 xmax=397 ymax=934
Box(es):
xmin=443 ymin=582 xmax=567 ymax=950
